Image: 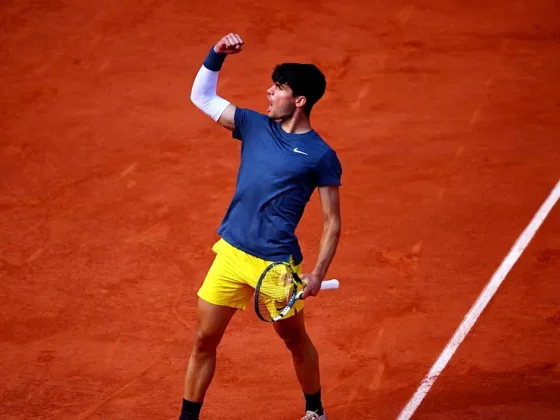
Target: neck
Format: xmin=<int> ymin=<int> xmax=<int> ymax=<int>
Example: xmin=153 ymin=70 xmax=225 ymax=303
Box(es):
xmin=280 ymin=111 xmax=312 ymax=134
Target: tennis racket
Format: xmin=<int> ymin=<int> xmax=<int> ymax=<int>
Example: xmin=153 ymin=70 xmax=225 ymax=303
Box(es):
xmin=254 ymin=262 xmax=340 ymax=322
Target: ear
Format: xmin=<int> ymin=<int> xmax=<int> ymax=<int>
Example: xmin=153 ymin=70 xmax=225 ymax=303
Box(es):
xmin=294 ymin=95 xmax=307 ymax=109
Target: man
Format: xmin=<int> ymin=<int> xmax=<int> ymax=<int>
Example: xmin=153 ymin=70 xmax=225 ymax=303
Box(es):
xmin=181 ymin=32 xmax=342 ymax=420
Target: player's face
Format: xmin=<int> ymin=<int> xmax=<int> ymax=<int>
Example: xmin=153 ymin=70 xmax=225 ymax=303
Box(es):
xmin=266 ymin=83 xmax=297 ymax=119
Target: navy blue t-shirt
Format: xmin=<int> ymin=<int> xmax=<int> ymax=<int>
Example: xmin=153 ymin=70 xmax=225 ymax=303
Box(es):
xmin=217 ymin=108 xmax=342 ymax=265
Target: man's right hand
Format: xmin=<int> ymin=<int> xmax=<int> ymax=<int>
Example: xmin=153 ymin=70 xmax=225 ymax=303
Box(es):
xmin=214 ymin=33 xmax=244 ymax=55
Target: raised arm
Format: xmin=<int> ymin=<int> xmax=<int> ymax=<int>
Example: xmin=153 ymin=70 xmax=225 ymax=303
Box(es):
xmin=190 ymin=33 xmax=244 ymax=131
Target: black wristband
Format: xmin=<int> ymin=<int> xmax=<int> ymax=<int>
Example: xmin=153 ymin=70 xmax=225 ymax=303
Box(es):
xmin=203 ymin=46 xmax=226 ymax=71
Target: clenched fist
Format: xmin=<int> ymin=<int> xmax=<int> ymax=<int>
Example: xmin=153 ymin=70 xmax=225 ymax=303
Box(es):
xmin=213 ymin=33 xmax=244 ymax=55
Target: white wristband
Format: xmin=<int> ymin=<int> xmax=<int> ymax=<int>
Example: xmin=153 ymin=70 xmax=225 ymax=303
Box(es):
xmin=190 ymin=65 xmax=231 ymax=121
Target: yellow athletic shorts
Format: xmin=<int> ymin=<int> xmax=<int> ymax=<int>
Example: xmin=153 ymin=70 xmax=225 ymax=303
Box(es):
xmin=197 ymin=238 xmax=304 ymax=318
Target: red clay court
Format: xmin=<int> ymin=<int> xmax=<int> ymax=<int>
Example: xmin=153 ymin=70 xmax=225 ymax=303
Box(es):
xmin=1 ymin=1 xmax=559 ymax=419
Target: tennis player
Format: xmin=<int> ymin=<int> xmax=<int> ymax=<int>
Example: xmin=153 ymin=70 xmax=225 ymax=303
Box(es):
xmin=180 ymin=32 xmax=342 ymax=420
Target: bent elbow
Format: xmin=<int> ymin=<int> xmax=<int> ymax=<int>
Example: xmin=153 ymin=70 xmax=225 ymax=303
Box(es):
xmin=190 ymin=89 xmax=201 ymax=107
xmin=190 ymin=92 xmax=209 ymax=113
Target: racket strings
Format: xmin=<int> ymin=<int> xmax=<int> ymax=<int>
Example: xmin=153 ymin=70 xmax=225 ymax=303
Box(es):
xmin=256 ymin=265 xmax=296 ymax=320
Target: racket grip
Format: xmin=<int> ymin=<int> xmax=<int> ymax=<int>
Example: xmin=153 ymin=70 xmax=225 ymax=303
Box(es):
xmin=320 ymin=279 xmax=340 ymax=290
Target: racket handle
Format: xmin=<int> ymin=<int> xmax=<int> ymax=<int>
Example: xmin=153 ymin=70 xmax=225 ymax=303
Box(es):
xmin=320 ymin=279 xmax=340 ymax=290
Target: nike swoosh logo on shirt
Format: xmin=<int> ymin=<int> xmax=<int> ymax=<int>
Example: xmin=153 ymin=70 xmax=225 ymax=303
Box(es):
xmin=293 ymin=148 xmax=308 ymax=155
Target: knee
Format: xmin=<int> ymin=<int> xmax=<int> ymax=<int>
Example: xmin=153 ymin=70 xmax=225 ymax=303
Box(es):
xmin=192 ymin=328 xmax=221 ymax=355
xmin=280 ymin=330 xmax=309 ymax=354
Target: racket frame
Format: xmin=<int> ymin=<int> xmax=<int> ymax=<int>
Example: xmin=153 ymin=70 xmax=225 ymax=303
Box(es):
xmin=254 ymin=262 xmax=303 ymax=322
xmin=253 ymin=262 xmax=342 ymax=322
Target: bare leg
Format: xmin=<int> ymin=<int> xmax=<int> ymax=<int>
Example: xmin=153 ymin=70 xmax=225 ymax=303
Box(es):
xmin=274 ymin=309 xmax=321 ymax=394
xmin=184 ymin=298 xmax=237 ymax=402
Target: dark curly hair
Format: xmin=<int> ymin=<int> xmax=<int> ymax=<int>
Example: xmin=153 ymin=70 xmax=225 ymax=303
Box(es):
xmin=271 ymin=63 xmax=327 ymax=115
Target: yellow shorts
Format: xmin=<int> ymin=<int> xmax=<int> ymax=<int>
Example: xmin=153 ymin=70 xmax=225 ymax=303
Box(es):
xmin=197 ymin=238 xmax=304 ymax=318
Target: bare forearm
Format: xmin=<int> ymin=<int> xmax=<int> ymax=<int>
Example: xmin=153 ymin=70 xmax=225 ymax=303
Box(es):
xmin=312 ymin=219 xmax=341 ymax=280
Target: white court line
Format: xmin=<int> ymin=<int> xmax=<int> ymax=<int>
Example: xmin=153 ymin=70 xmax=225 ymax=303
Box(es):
xmin=397 ymin=179 xmax=560 ymax=420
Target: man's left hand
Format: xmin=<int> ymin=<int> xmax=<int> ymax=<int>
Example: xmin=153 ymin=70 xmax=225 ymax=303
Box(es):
xmin=300 ymin=272 xmax=324 ymax=299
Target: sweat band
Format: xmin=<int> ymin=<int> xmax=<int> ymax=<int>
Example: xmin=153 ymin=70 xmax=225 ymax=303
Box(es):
xmin=202 ymin=46 xmax=226 ymax=71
